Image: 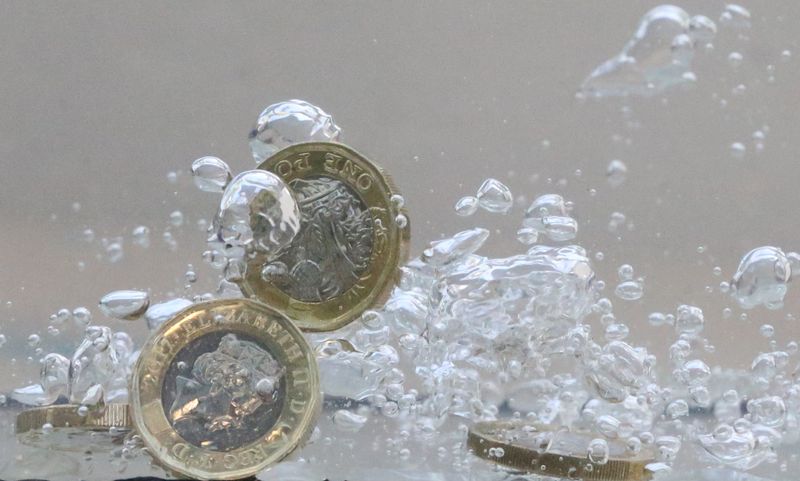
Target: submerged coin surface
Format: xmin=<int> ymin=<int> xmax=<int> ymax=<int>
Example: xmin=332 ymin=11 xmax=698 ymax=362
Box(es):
xmin=16 ymin=403 xmax=132 ymax=451
xmin=468 ymin=420 xmax=655 ymax=481
xmin=244 ymin=141 xmax=410 ymax=332
xmin=130 ymin=299 xmax=320 ymax=480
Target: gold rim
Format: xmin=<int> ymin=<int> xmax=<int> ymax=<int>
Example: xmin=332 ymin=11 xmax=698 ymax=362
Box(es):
xmin=468 ymin=420 xmax=655 ymax=481
xmin=130 ymin=299 xmax=321 ymax=480
xmin=245 ymin=141 xmax=410 ymax=332
xmin=16 ymin=403 xmax=132 ymax=435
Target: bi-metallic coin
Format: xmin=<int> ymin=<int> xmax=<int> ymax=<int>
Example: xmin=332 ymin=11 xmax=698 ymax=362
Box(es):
xmin=243 ymin=141 xmax=410 ymax=332
xmin=129 ymin=299 xmax=320 ymax=480
xmin=468 ymin=420 xmax=656 ymax=481
xmin=15 ymin=403 xmax=132 ymax=452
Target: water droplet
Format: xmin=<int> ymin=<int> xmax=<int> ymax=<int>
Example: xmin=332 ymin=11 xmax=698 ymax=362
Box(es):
xmin=255 ymin=378 xmax=276 ymax=397
xmin=748 ymin=396 xmax=786 ymax=428
xmin=688 ymin=15 xmax=717 ymax=43
xmin=332 ymin=409 xmax=368 ymax=432
xmin=211 ymin=170 xmax=300 ymax=256
xmin=390 ymin=194 xmax=405 ymax=209
xmin=523 ymin=194 xmax=578 ymax=242
xmin=260 ymin=261 xmax=288 ymax=282
xmin=169 ymin=210 xmax=184 ymax=227
xmin=588 ymin=438 xmax=610 ymax=465
xmin=731 ymin=246 xmax=791 ymax=310
xmin=99 ymin=290 xmax=150 ymax=321
xmin=249 ymin=99 xmax=341 ymax=164
xmin=581 ymin=6 xmax=703 ymax=97
xmin=476 ymin=178 xmax=513 ymax=214
xmin=191 ymin=156 xmax=232 ymax=193
xmin=730 ymin=142 xmax=746 ymax=158
xmin=145 ymin=298 xmax=192 ymax=331
xmin=675 ymin=304 xmax=704 ymax=335
xmin=454 ymin=196 xmax=479 ymax=216
xmin=719 ymin=4 xmax=751 ymax=30
xmin=728 ymin=51 xmax=744 ymax=68
xmin=106 ymin=242 xmax=123 ymax=263
xmin=131 ymin=226 xmax=150 ymax=248
xmin=394 ymin=214 xmax=408 ymax=228
xmin=615 ymin=280 xmax=644 ymax=301
xmin=607 ymin=159 xmax=628 ymax=187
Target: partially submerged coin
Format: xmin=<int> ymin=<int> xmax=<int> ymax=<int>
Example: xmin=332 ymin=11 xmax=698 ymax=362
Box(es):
xmin=130 ymin=299 xmax=320 ymax=480
xmin=468 ymin=420 xmax=656 ymax=481
xmin=245 ymin=141 xmax=410 ymax=332
xmin=15 ymin=403 xmax=132 ymax=452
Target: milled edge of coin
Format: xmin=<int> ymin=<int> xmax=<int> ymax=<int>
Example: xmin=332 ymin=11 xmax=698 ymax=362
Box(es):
xmin=247 ymin=141 xmax=410 ymax=332
xmin=129 ymin=298 xmax=321 ymax=481
xmin=245 ymin=142 xmax=411 ymax=332
xmin=16 ymin=403 xmax=132 ymax=435
xmin=467 ymin=420 xmax=655 ymax=481
xmin=15 ymin=403 xmax=132 ymax=451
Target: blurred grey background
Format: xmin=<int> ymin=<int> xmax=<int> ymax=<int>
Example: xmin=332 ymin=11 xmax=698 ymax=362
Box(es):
xmin=0 ymin=1 xmax=798 ymax=479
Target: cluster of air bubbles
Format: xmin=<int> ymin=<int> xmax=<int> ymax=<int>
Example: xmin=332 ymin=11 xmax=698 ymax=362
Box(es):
xmin=12 ymin=326 xmax=135 ymax=409
xmin=614 ymin=264 xmax=644 ymax=301
xmin=209 ymin=170 xmax=301 ymax=259
xmin=730 ymin=246 xmax=793 ymax=310
xmin=17 ymin=86 xmax=800 ymax=481
xmin=249 ymin=99 xmax=342 ymax=164
xmin=455 ymin=178 xmax=513 ymax=216
xmin=581 ymin=5 xmax=717 ymax=98
xmin=519 ymin=194 xmax=578 ymax=243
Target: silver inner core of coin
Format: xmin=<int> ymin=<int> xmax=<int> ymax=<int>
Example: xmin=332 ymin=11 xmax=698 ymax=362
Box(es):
xmin=264 ymin=175 xmax=374 ymax=302
xmin=161 ymin=331 xmax=286 ymax=452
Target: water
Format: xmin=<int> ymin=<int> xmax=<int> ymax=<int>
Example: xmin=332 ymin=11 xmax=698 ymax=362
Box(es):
xmin=475 ymin=178 xmax=513 ymax=214
xmin=730 ymin=247 xmax=792 ymax=310
xmin=98 ymin=290 xmax=150 ymax=321
xmin=5 ymin=5 xmax=800 ymax=479
xmin=210 ymin=170 xmax=301 ymax=257
xmin=581 ymin=5 xmax=711 ymax=97
xmin=249 ymin=99 xmax=342 ymax=164
xmin=191 ymin=156 xmax=232 ymax=193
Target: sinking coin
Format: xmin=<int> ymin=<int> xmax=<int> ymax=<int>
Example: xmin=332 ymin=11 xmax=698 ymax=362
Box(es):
xmin=129 ymin=299 xmax=320 ymax=480
xmin=243 ymin=142 xmax=410 ymax=332
xmin=15 ymin=403 xmax=132 ymax=452
xmin=468 ymin=420 xmax=656 ymax=481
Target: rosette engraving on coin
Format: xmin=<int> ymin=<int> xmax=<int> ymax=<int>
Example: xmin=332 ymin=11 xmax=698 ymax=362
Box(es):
xmin=265 ymin=177 xmax=374 ymax=302
xmin=244 ymin=142 xmax=409 ymax=332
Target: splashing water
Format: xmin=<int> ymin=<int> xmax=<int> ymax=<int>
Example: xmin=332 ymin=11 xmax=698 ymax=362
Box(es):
xmin=581 ymin=5 xmax=716 ymax=97
xmin=248 ymin=99 xmax=342 ymax=164
xmin=191 ymin=156 xmax=233 ymax=193
xmin=730 ymin=246 xmax=792 ymax=310
xmin=209 ymin=170 xmax=301 ymax=258
xmin=98 ymin=290 xmax=150 ymax=321
xmin=15 ymin=73 xmax=800 ymax=480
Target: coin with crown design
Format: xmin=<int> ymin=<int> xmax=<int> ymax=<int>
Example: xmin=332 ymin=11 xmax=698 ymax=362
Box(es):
xmin=129 ymin=299 xmax=320 ymax=480
xmin=242 ymin=141 xmax=410 ymax=332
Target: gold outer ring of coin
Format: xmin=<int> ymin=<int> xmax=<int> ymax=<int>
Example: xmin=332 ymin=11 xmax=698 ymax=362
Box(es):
xmin=15 ymin=403 xmax=132 ymax=452
xmin=468 ymin=420 xmax=655 ymax=481
xmin=244 ymin=141 xmax=411 ymax=332
xmin=16 ymin=403 xmax=132 ymax=435
xmin=130 ymin=298 xmax=321 ymax=481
